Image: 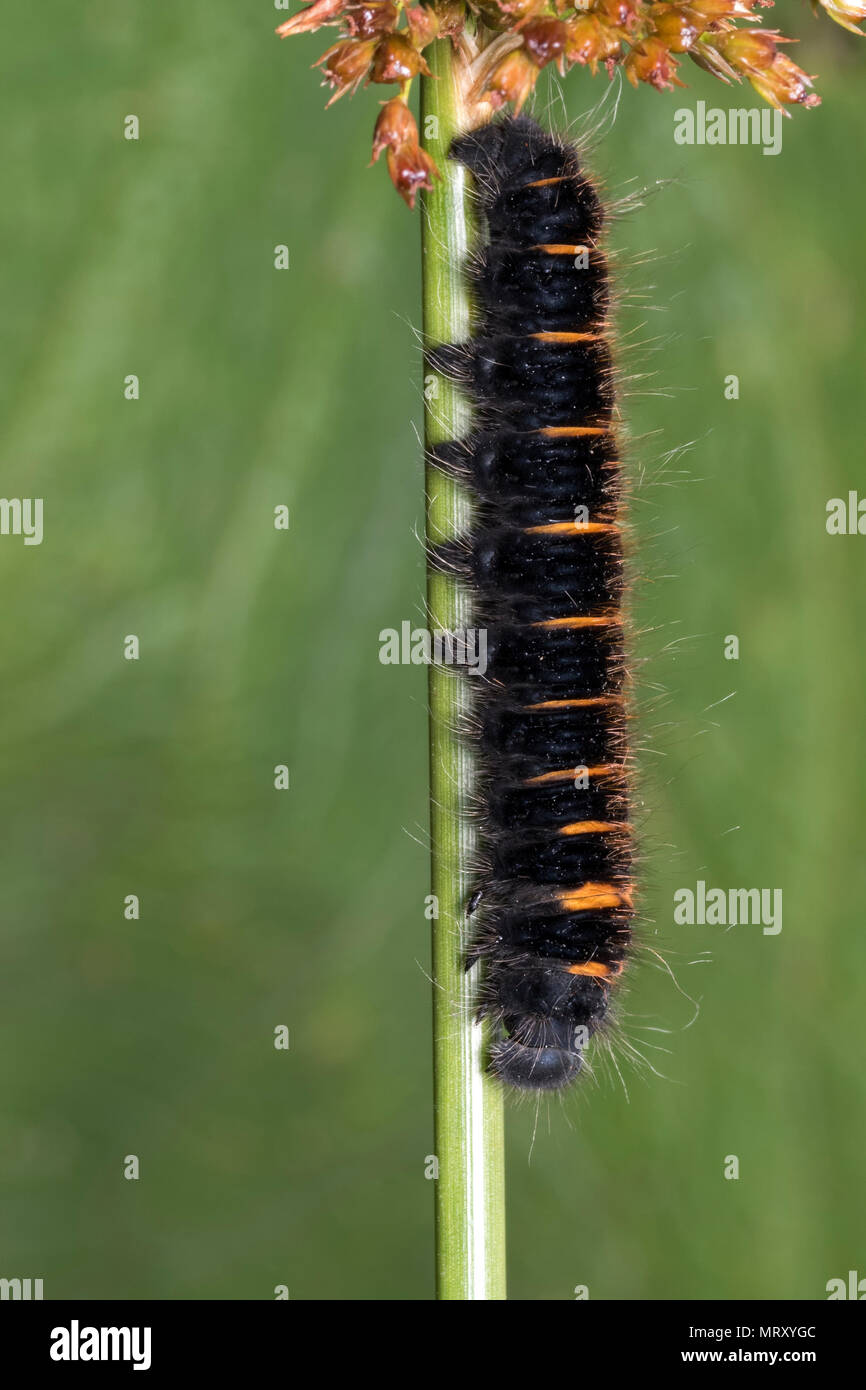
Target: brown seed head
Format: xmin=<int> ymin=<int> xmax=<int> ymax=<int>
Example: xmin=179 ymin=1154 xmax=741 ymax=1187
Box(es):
xmin=344 ymin=2 xmax=399 ymax=38
xmin=521 ymin=17 xmax=569 ymax=69
xmin=564 ymin=15 xmax=624 ymax=71
xmin=625 ymin=35 xmax=686 ymax=89
xmin=386 ymin=141 xmax=439 ymax=208
xmin=371 ymin=96 xmax=419 ymax=160
xmin=315 ymin=38 xmax=377 ymax=104
xmin=717 ymin=29 xmax=821 ymax=108
xmin=405 ymin=5 xmax=440 ymax=48
xmin=483 ymin=47 xmax=541 ymax=111
xmin=276 ymin=0 xmax=349 ymax=38
xmin=370 ymin=31 xmax=432 ymax=83
xmin=595 ymin=0 xmax=641 ymax=30
xmin=649 ymin=3 xmax=705 ymax=52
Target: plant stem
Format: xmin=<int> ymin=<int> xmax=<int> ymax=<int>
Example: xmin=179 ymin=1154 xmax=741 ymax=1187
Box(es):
xmin=420 ymin=36 xmax=507 ymax=1302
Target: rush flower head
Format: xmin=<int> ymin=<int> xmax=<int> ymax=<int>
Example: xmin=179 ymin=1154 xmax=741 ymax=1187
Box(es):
xmin=716 ymin=29 xmax=821 ymax=109
xmin=278 ymin=0 xmax=849 ymax=206
xmin=595 ymin=0 xmax=641 ymax=31
xmin=483 ymin=47 xmax=541 ymax=111
xmin=370 ymin=31 xmax=432 ymax=82
xmin=386 ymin=138 xmax=440 ymax=207
xmin=521 ymin=18 xmax=570 ymax=70
xmin=648 ymin=3 xmax=704 ymax=53
xmin=371 ymin=94 xmax=418 ymax=157
xmin=344 ymin=2 xmax=400 ymax=38
xmin=371 ymin=98 xmax=439 ymax=206
xmin=314 ymin=37 xmax=377 ymax=105
xmin=405 ymin=5 xmax=440 ymax=48
xmin=564 ymin=15 xmax=623 ymax=73
xmin=625 ymin=36 xmax=685 ymax=89
xmin=276 ymin=0 xmax=349 ymax=38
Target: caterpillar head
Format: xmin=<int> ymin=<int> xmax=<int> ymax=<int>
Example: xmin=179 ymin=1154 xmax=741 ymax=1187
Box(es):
xmin=491 ymin=1030 xmax=584 ymax=1091
xmin=485 ymin=962 xmax=610 ymax=1091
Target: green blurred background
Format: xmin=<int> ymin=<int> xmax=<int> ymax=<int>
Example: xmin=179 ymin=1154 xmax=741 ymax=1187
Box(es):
xmin=0 ymin=2 xmax=863 ymax=1300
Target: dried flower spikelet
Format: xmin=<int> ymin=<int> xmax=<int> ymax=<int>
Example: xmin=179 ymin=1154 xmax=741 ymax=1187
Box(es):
xmin=405 ymin=5 xmax=440 ymax=48
xmin=648 ymin=3 xmax=705 ymax=52
xmin=483 ymin=47 xmax=541 ymax=111
xmin=595 ymin=0 xmax=641 ymax=32
xmin=371 ymin=95 xmax=418 ymax=158
xmin=564 ymin=15 xmax=623 ymax=73
xmin=387 ymin=140 xmax=440 ymax=208
xmin=315 ymin=37 xmax=377 ymax=104
xmin=816 ymin=0 xmax=866 ymax=34
xmin=371 ymin=98 xmax=440 ymax=207
xmin=276 ymin=0 xmax=349 ymax=38
xmin=344 ymin=1 xmax=399 ymax=38
xmin=717 ymin=30 xmax=821 ymax=109
xmin=521 ymin=17 xmax=570 ymax=72
xmin=689 ymin=35 xmax=740 ymax=81
xmin=625 ymin=36 xmax=685 ymax=89
xmin=370 ymin=31 xmax=432 ymax=82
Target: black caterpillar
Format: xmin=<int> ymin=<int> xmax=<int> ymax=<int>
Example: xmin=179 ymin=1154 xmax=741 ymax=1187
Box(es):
xmin=428 ymin=116 xmax=634 ymax=1092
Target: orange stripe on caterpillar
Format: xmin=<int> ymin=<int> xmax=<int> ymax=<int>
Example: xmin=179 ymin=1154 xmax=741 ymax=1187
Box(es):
xmin=558 ymin=883 xmax=634 ymax=912
xmin=525 ymin=176 xmax=570 ymax=188
xmin=559 ymin=821 xmax=629 ymax=836
xmin=566 ymin=960 xmax=623 ymax=978
xmin=531 ymin=332 xmax=600 ymax=343
xmin=524 ymin=521 xmax=618 ymax=536
xmin=524 ymin=764 xmax=623 ymax=786
xmin=538 ymin=426 xmax=608 ymax=438
xmin=532 ymin=614 xmax=621 ymax=629
xmin=532 ymin=243 xmax=590 ymax=255
xmin=524 ymin=696 xmax=621 ymax=710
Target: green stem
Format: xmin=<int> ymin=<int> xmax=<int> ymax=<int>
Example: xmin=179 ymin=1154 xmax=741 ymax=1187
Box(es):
xmin=420 ymin=37 xmax=507 ymax=1302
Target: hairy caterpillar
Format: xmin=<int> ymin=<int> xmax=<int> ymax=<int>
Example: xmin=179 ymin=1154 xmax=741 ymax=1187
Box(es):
xmin=429 ymin=115 xmax=633 ymax=1092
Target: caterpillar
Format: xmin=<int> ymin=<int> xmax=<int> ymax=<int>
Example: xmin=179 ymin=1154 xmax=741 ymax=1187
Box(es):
xmin=428 ymin=115 xmax=634 ymax=1092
